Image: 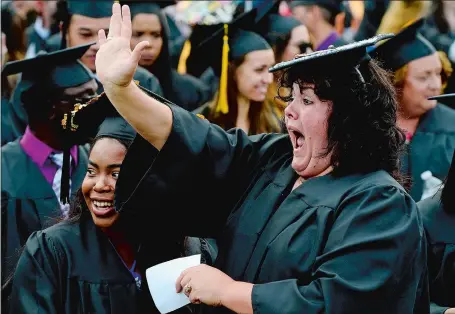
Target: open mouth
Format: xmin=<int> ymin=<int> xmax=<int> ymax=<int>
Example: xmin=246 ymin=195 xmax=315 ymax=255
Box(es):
xmin=290 ymin=130 xmax=305 ymax=150
xmin=91 ymin=200 xmax=115 ymax=217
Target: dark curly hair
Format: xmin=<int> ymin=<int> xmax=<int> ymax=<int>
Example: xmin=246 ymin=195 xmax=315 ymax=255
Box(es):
xmin=278 ymin=58 xmax=406 ymax=182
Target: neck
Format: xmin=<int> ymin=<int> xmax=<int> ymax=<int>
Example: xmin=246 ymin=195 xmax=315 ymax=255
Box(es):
xmin=293 ymin=166 xmax=334 ymax=191
xmin=311 ymin=22 xmax=335 ymax=48
xmin=236 ymin=95 xmax=251 ymax=133
xmin=30 ymin=124 xmax=66 ymax=151
xmin=397 ymin=114 xmax=420 ymax=136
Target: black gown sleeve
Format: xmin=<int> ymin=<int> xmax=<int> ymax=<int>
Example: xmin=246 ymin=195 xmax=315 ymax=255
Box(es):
xmin=251 ymin=185 xmax=427 ymax=314
xmin=9 ymin=231 xmax=63 ymax=314
xmin=116 ymin=104 xmax=289 ymax=238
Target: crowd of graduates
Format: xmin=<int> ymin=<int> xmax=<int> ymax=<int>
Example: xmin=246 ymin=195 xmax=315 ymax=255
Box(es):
xmin=1 ymin=0 xmax=455 ymax=313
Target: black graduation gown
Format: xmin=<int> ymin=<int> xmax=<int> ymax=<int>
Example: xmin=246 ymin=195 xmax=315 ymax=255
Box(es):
xmin=401 ymin=104 xmax=455 ymax=200
xmin=1 ymin=95 xmax=16 ymax=146
xmin=95 ymin=66 xmax=164 ymax=96
xmin=418 ymin=191 xmax=455 ymax=314
xmin=95 ymin=66 xmax=163 ymax=96
xmin=1 ymin=140 xmax=89 ymax=288
xmin=8 ymin=214 xmax=194 ymax=314
xmin=116 ymin=105 xmax=429 ymax=314
xmin=25 ymin=25 xmax=49 ymax=57
xmin=170 ymin=70 xmax=211 ymax=112
xmin=134 ymin=66 xmax=164 ymax=96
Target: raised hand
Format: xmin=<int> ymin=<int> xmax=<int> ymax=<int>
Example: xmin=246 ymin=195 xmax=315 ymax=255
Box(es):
xmin=95 ymin=3 xmax=149 ymax=88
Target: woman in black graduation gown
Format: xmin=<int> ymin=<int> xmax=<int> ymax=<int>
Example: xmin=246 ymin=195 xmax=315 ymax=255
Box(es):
xmin=94 ymin=5 xmax=429 ymax=313
xmin=418 ymin=103 xmax=455 ymax=314
xmin=129 ymin=3 xmax=210 ymax=112
xmin=371 ymin=19 xmax=455 ymax=201
xmin=8 ymin=116 xmax=202 ymax=314
xmin=192 ymin=9 xmax=282 ymax=135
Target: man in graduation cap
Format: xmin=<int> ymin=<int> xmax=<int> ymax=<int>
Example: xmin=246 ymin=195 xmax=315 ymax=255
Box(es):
xmin=371 ymin=19 xmax=455 ymax=201
xmin=1 ymin=43 xmax=99 ymax=301
xmin=289 ymin=0 xmax=348 ymax=50
xmin=45 ymin=0 xmax=163 ymax=96
xmin=94 ymin=3 xmax=429 ymax=313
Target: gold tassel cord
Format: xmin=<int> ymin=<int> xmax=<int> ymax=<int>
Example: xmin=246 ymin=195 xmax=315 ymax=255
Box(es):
xmin=177 ymin=40 xmax=192 ymax=74
xmin=216 ymin=24 xmax=229 ymax=114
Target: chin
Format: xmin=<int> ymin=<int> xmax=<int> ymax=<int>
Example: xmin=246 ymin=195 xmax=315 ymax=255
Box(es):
xmin=250 ymin=94 xmax=266 ymax=102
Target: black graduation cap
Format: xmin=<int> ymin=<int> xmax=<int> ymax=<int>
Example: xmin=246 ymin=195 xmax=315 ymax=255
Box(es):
xmin=2 ymin=42 xmax=95 ymax=93
xmin=67 ymin=0 xmax=114 ymax=18
xmin=369 ymin=19 xmax=436 ymax=72
xmin=269 ymin=33 xmax=394 ymax=74
xmin=288 ymin=0 xmax=343 ymax=15
xmin=95 ymin=116 xmax=136 ymax=142
xmin=195 ymin=8 xmax=271 ymax=114
xmin=428 ymin=93 xmax=455 ymax=101
xmin=255 ymin=0 xmax=303 ymax=47
xmin=123 ymin=1 xmax=175 ymax=12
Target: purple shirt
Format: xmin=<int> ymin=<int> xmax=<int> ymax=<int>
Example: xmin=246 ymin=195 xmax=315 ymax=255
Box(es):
xmin=316 ymin=31 xmax=340 ymax=51
xmin=20 ymin=127 xmax=79 ymax=185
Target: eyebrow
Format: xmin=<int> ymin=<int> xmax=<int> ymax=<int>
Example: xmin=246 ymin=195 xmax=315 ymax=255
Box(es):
xmin=88 ymin=161 xmax=122 ymax=169
xmin=78 ymin=27 xmax=109 ymax=33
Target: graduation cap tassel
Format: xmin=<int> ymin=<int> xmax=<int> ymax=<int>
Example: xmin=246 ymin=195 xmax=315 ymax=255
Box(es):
xmin=60 ymin=148 xmax=71 ymax=205
xmin=177 ymin=40 xmax=192 ymax=74
xmin=216 ymin=24 xmax=230 ymax=114
xmin=60 ymin=111 xmax=72 ymax=205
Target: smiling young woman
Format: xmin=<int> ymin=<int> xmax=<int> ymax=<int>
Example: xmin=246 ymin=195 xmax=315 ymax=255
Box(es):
xmin=7 ymin=115 xmax=212 ymax=313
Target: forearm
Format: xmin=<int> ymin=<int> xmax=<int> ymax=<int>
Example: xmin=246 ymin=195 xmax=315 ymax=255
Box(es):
xmin=103 ymin=81 xmax=173 ymax=150
xmin=221 ymin=281 xmax=254 ymax=314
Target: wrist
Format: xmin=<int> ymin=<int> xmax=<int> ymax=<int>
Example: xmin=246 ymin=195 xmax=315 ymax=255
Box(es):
xmin=103 ymin=79 xmax=134 ymax=95
xmin=220 ymin=281 xmax=254 ymax=313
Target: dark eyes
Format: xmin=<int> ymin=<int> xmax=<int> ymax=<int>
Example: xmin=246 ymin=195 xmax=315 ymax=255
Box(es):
xmin=78 ymin=31 xmax=95 ymax=38
xmin=86 ymin=169 xmax=120 ymax=179
xmin=303 ymin=98 xmax=313 ymax=105
xmin=86 ymin=168 xmax=96 ymax=177
xmin=132 ymin=32 xmax=161 ymax=38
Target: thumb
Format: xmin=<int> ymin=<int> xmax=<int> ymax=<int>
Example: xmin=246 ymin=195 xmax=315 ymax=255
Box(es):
xmin=131 ymin=41 xmax=150 ymax=65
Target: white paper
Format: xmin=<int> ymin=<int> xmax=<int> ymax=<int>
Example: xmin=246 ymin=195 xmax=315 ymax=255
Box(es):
xmin=146 ymin=254 xmax=201 ymax=314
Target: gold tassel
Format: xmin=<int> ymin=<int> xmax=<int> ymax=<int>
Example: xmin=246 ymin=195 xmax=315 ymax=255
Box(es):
xmin=216 ymin=24 xmax=229 ymax=114
xmin=177 ymin=40 xmax=192 ymax=74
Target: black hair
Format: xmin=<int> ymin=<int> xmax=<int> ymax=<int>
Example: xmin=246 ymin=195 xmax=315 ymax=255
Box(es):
xmin=130 ymin=9 xmax=175 ymax=102
xmin=278 ymin=59 xmax=406 ymax=182
xmin=319 ymin=6 xmax=337 ymax=27
xmin=431 ymin=0 xmax=450 ymax=34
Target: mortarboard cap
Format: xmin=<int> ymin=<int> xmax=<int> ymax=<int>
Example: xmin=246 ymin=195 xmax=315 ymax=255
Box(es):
xmin=428 ymin=93 xmax=455 ymax=101
xmin=67 ymin=0 xmax=113 ymax=18
xmin=255 ymin=0 xmax=302 ymax=47
xmin=288 ymin=0 xmax=343 ymax=15
xmin=195 ymin=8 xmax=271 ymax=114
xmin=2 ymin=42 xmax=96 ymax=93
xmin=269 ymin=33 xmax=394 ymax=74
xmin=95 ymin=116 xmax=136 ymax=142
xmin=369 ymin=19 xmax=436 ymax=72
xmin=125 ymin=1 xmax=175 ymax=12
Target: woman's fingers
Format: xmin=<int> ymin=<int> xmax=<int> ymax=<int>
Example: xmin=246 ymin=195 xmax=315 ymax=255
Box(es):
xmin=120 ymin=5 xmax=132 ymax=40
xmin=131 ymin=41 xmax=150 ymax=64
xmin=108 ymin=3 xmax=122 ymax=38
xmin=98 ymin=29 xmax=107 ymax=45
